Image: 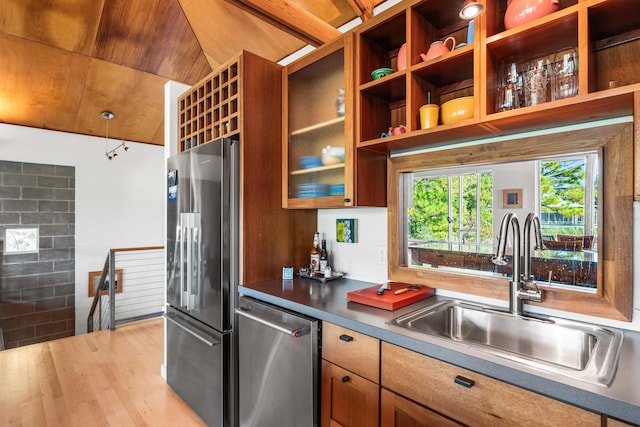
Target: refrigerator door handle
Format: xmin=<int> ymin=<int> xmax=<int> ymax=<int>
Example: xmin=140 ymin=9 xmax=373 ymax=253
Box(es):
xmin=178 ymin=216 xmax=186 ymax=308
xmin=235 ymin=308 xmax=309 ymax=338
xmin=181 ymin=213 xmax=191 ymax=309
xmin=191 ymin=213 xmax=201 ymax=302
xmin=164 ymin=314 xmax=220 ymax=347
xmin=185 ymin=213 xmax=194 ymax=310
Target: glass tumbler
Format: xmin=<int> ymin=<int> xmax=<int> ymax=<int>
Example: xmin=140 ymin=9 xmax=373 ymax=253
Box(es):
xmin=523 ymin=57 xmax=551 ymax=107
xmin=551 ymin=47 xmax=578 ymax=101
xmin=496 ymin=61 xmax=523 ymax=112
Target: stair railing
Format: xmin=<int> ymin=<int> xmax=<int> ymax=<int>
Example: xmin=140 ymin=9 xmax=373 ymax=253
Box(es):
xmin=87 ymin=246 xmax=164 ymax=333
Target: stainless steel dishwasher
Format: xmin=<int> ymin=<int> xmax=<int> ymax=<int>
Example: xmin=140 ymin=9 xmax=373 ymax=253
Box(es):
xmin=235 ymin=296 xmax=319 ymax=427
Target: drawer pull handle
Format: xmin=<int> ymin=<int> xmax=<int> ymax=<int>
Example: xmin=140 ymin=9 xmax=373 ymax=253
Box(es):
xmin=454 ymin=375 xmax=475 ymax=388
xmin=339 ymin=334 xmax=353 ymax=342
xmin=341 ymin=375 xmax=350 ymax=383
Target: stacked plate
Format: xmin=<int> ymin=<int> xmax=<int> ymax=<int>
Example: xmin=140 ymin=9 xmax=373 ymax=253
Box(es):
xmin=299 ymin=156 xmax=323 ymax=169
xmin=329 ymin=183 xmax=345 ymax=195
xmin=297 ymin=183 xmax=330 ymax=198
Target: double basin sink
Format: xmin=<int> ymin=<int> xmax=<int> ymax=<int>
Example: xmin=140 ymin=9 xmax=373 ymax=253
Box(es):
xmin=388 ymin=300 xmax=623 ymax=386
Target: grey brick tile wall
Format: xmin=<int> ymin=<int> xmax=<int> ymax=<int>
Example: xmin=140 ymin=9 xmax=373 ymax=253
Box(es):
xmin=0 ymin=161 xmax=75 ymax=349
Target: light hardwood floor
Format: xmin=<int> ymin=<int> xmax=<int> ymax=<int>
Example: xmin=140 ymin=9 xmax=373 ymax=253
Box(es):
xmin=0 ymin=318 xmax=207 ymax=426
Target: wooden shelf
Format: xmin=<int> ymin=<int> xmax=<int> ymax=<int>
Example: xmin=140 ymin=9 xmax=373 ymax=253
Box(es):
xmin=289 ymin=117 xmax=345 ymax=137
xmin=290 ymin=163 xmax=345 ymax=175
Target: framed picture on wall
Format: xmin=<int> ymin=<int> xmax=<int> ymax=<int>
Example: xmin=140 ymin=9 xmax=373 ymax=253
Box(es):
xmin=4 ymin=227 xmax=39 ymax=254
xmin=88 ymin=269 xmax=123 ymax=297
xmin=502 ymin=189 xmax=523 ymax=208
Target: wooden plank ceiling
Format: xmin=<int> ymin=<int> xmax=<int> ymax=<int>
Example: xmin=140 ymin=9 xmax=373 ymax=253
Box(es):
xmin=0 ymin=0 xmax=383 ymax=146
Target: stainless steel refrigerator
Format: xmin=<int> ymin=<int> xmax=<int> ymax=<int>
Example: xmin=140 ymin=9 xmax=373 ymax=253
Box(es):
xmin=165 ymin=138 xmax=239 ymax=427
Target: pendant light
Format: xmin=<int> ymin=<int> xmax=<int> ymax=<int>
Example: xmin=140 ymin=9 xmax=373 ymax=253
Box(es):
xmin=102 ymin=111 xmax=130 ymax=160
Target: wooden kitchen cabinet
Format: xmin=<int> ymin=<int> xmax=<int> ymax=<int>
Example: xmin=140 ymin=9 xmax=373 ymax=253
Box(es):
xmin=381 ymin=342 xmax=601 ymax=427
xmin=175 ymin=50 xmax=318 ymax=283
xmin=381 ymin=387 xmax=462 ymax=427
xmin=350 ymin=0 xmax=640 ymax=154
xmin=321 ymin=322 xmax=380 ymax=426
xmin=283 ymin=34 xmax=386 ymax=209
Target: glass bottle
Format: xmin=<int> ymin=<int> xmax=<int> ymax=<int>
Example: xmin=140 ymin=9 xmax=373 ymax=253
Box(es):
xmin=310 ymin=232 xmax=321 ymax=272
xmin=320 ymin=239 xmax=328 ymax=271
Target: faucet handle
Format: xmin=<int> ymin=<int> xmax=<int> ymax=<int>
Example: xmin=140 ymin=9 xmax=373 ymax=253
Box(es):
xmin=491 ymin=255 xmax=509 ymax=266
xmin=519 ymin=278 xmax=544 ymax=303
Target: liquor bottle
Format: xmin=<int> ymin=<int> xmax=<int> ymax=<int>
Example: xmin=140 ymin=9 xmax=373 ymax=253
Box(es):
xmin=310 ymin=232 xmax=321 ymax=273
xmin=319 ymin=239 xmax=328 ymax=271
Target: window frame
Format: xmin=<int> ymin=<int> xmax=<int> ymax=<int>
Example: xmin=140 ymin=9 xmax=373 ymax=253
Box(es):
xmin=388 ymin=123 xmax=633 ymax=321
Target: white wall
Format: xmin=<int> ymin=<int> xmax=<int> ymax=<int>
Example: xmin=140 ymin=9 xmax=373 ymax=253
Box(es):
xmin=492 ymin=161 xmax=537 ymax=245
xmin=317 ymin=208 xmax=388 ymax=283
xmin=0 ymin=123 xmax=165 ymax=334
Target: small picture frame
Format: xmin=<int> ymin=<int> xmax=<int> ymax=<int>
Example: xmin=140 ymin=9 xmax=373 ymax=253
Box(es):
xmin=88 ymin=269 xmax=123 ymax=297
xmin=4 ymin=227 xmax=39 ymax=254
xmin=502 ymin=189 xmax=523 ymax=208
xmin=336 ymin=218 xmax=357 ymax=243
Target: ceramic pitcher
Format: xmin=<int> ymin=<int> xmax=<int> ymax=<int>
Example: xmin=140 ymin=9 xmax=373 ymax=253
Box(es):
xmin=421 ymin=36 xmax=456 ymax=61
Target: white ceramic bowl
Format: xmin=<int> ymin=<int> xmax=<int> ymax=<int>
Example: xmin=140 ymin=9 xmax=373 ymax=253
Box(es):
xmin=321 ymin=146 xmax=345 ymax=165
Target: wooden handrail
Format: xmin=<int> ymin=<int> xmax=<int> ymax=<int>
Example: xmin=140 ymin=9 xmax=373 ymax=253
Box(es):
xmin=109 ymin=246 xmax=164 ymax=253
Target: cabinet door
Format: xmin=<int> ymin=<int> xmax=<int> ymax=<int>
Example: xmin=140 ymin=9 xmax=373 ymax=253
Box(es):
xmin=283 ymin=36 xmax=349 ymax=209
xmin=381 ymin=342 xmax=601 ymax=427
xmin=283 ymin=34 xmax=387 ymax=209
xmin=321 ymin=360 xmax=379 ymax=427
xmin=381 ymin=388 xmax=462 ymax=427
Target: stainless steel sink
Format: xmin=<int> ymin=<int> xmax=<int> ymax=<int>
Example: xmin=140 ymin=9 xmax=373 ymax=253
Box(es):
xmin=388 ymin=300 xmax=623 ymax=386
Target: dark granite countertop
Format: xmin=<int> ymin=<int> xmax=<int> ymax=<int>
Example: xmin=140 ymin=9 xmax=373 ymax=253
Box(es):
xmin=239 ymin=277 xmax=640 ymax=424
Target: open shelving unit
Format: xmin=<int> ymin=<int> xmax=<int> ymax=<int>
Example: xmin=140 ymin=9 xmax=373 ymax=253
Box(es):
xmin=349 ymin=0 xmax=640 ymax=155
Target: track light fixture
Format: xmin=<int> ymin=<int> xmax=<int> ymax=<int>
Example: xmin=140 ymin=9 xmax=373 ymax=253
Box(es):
xmin=459 ymin=0 xmax=483 ymax=19
xmin=102 ymin=111 xmax=130 ymax=160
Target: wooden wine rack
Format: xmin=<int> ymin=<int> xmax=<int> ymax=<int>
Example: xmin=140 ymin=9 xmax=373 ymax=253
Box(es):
xmin=178 ymin=57 xmax=240 ymax=151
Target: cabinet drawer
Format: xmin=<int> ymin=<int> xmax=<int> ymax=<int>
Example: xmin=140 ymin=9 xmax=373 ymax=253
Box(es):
xmin=381 ymin=342 xmax=600 ymax=427
xmin=322 ymin=322 xmax=379 ymax=383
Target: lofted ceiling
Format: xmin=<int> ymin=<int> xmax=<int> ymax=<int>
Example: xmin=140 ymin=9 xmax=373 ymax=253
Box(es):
xmin=0 ymin=0 xmax=384 ymax=146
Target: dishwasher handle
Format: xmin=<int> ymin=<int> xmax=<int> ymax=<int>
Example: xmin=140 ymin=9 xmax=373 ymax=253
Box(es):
xmin=235 ymin=308 xmax=309 ymax=338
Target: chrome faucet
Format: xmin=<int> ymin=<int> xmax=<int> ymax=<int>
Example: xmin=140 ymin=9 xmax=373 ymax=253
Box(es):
xmin=492 ymin=212 xmax=545 ymax=316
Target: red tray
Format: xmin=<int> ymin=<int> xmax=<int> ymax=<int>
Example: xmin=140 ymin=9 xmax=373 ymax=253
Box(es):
xmin=347 ymin=282 xmax=434 ymax=311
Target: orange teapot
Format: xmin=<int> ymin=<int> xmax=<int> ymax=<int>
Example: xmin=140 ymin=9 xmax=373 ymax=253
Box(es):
xmin=421 ymin=36 xmax=456 ymax=61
